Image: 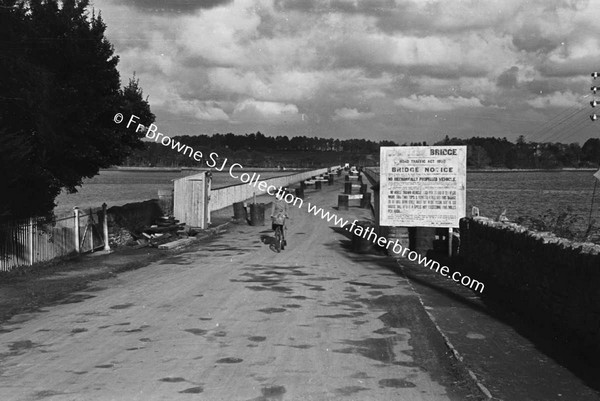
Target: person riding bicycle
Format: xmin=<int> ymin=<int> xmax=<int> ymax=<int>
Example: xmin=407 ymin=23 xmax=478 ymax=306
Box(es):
xmin=270 ymin=190 xmax=289 ymax=249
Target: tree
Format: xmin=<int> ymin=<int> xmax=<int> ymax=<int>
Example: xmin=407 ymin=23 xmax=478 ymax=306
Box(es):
xmin=0 ymin=0 xmax=154 ymax=221
xmin=582 ymin=138 xmax=600 ymax=166
xmin=467 ymin=145 xmax=491 ymax=168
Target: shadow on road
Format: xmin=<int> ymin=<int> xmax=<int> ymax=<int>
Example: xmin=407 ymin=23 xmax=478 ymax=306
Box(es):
xmin=259 ymin=234 xmax=276 ymax=245
xmin=327 ymin=225 xmax=600 ymax=397
xmin=260 ymin=233 xmax=284 ymax=253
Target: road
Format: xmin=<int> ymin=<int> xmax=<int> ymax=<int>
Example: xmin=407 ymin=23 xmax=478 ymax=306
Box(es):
xmin=0 ymin=182 xmax=480 ymax=400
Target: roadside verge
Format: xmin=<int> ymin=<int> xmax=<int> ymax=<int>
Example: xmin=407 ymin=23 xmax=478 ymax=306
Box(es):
xmin=0 ymin=224 xmax=229 ymax=326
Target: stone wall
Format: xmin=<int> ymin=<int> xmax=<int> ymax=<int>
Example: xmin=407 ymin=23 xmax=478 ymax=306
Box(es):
xmin=459 ymin=217 xmax=600 ymax=361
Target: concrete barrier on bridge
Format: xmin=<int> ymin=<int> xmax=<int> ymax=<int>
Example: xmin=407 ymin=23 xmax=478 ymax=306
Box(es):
xmin=351 ymin=220 xmax=375 ymax=253
xmin=337 ymin=193 xmax=370 ymax=210
xmin=344 ymin=183 xmax=367 ymax=194
xmin=362 ymin=167 xmax=379 ymax=184
xmin=209 ymin=167 xmax=339 ymax=212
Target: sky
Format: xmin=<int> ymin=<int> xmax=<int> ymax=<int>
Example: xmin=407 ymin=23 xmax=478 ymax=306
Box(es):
xmin=91 ymin=0 xmax=600 ymax=144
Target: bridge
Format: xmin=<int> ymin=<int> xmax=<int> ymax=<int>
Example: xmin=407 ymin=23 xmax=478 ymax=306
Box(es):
xmin=0 ymin=174 xmax=598 ymax=400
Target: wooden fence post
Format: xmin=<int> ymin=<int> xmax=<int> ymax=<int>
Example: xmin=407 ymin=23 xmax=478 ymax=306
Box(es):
xmin=205 ymin=172 xmax=212 ymax=227
xmin=448 ymin=227 xmax=453 ymax=257
xmin=28 ymin=217 xmax=34 ymax=266
xmin=73 ymin=207 xmax=80 ymax=253
xmin=102 ymin=203 xmax=110 ymax=252
xmin=89 ymin=208 xmax=94 ymax=253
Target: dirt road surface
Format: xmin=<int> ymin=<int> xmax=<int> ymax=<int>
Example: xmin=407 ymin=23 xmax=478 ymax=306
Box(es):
xmin=0 ymin=183 xmax=480 ymax=400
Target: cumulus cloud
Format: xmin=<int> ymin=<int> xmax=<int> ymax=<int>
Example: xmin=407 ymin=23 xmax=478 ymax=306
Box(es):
xmin=394 ymin=95 xmax=484 ymax=111
xmin=332 ymin=30 xmax=513 ymax=78
xmin=92 ymin=0 xmax=600 ymax=143
xmin=144 ymin=80 xmax=230 ymax=121
xmin=511 ymin=24 xmax=561 ymax=53
xmin=333 ymin=108 xmax=374 ymax=121
xmin=207 ymin=68 xmax=321 ymax=101
xmin=231 ymin=99 xmax=302 ymax=123
xmin=527 ymin=91 xmax=583 ymax=109
xmin=122 ymin=0 xmax=232 ymax=13
xmin=167 ymin=100 xmax=230 ymax=122
xmin=277 ymin=0 xmax=522 ymax=34
xmin=497 ymin=66 xmax=519 ymax=89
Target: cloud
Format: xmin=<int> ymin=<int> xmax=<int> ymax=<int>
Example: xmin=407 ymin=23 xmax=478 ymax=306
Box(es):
xmin=231 ymin=98 xmax=301 ymax=123
xmin=276 ymin=0 xmax=522 ymax=34
xmin=394 ymin=95 xmax=485 ymax=111
xmin=527 ymin=91 xmax=583 ymax=108
xmin=175 ymin=4 xmax=262 ymax=67
xmin=497 ymin=66 xmax=519 ymax=89
xmin=331 ymin=29 xmax=516 ymax=79
xmin=511 ymin=24 xmax=561 ymax=53
xmin=333 ymin=108 xmax=374 ymax=121
xmin=143 ymin=80 xmax=230 ymax=121
xmin=169 ymin=100 xmax=230 ymax=121
xmin=539 ymin=45 xmax=600 ymax=78
xmin=207 ymin=68 xmax=321 ymax=101
xmin=92 ymin=0 xmax=600 ymax=143
xmin=123 ymin=0 xmax=233 ymax=13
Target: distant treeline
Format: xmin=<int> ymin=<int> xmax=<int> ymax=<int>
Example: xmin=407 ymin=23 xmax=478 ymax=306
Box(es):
xmin=123 ymin=132 xmax=396 ymax=168
xmin=435 ymin=135 xmax=600 ymax=169
xmin=123 ymin=132 xmax=600 ymax=169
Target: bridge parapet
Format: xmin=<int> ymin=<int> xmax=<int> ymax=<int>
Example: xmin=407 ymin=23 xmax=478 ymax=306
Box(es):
xmin=460 ymin=217 xmax=600 ymax=364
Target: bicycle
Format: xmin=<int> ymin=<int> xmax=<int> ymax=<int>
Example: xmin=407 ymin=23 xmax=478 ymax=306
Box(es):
xmin=271 ymin=214 xmax=287 ymax=253
xmin=273 ymin=224 xmax=284 ymax=252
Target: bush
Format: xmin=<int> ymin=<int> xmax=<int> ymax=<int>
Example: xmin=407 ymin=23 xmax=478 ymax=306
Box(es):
xmin=516 ymin=206 xmax=594 ymax=242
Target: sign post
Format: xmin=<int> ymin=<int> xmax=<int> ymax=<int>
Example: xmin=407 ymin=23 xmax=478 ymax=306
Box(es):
xmin=380 ymin=146 xmax=467 ymax=255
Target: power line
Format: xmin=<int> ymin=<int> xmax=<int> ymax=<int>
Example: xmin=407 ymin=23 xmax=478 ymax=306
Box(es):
xmin=527 ymin=104 xmax=584 ymax=141
xmin=546 ymin=121 xmax=589 ymax=144
xmin=557 ymin=116 xmax=593 ymax=139
xmin=541 ymin=108 xmax=591 ymax=143
xmin=534 ymin=106 xmax=589 ymax=143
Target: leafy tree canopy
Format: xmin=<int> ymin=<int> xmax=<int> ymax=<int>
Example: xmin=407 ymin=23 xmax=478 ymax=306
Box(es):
xmin=0 ymin=0 xmax=154 ymax=221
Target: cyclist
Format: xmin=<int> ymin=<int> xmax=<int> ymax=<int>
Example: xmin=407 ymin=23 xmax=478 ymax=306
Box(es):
xmin=270 ymin=189 xmax=289 ymax=250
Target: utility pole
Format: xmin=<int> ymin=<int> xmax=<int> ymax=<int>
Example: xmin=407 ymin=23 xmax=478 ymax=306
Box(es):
xmin=588 ymin=72 xmax=599 ymax=237
xmin=591 ymin=72 xmax=599 ymax=120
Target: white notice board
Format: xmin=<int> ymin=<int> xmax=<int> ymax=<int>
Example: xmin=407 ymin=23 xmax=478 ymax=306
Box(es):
xmin=380 ymin=146 xmax=466 ymax=227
